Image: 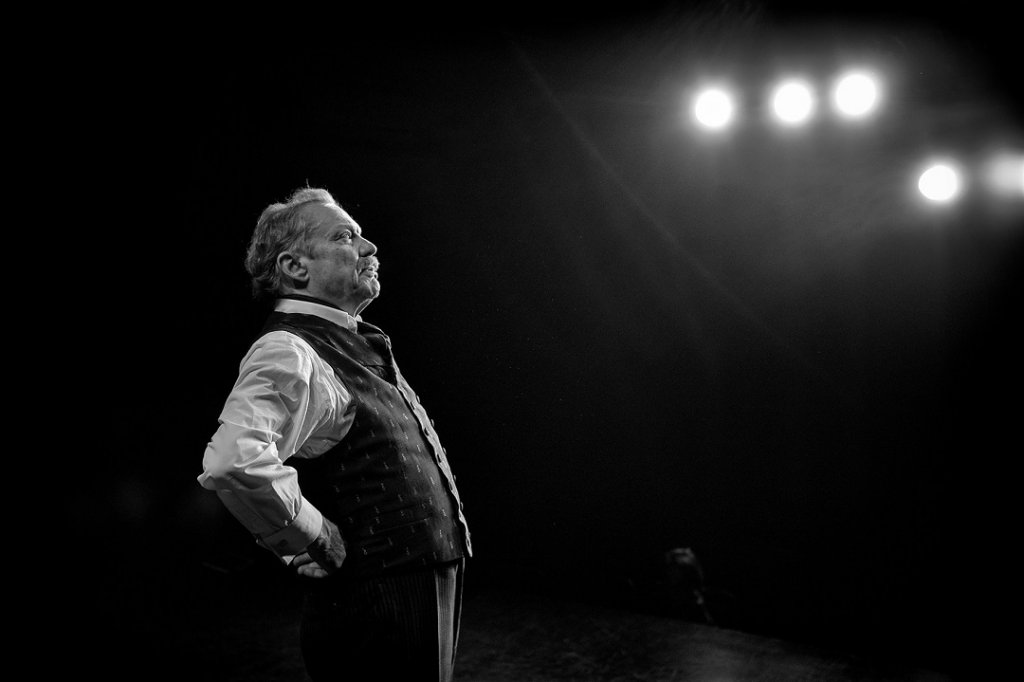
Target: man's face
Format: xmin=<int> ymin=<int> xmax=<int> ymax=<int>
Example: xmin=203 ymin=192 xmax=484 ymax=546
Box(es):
xmin=298 ymin=203 xmax=380 ymax=315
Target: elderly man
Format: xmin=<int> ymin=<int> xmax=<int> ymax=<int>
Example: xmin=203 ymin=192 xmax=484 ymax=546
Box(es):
xmin=199 ymin=187 xmax=471 ymax=681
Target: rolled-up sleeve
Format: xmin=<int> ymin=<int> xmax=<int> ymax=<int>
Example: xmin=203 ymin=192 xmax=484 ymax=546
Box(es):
xmin=199 ymin=332 xmax=347 ymax=559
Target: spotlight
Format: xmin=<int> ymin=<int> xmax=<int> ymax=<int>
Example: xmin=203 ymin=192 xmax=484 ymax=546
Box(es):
xmin=771 ymin=79 xmax=816 ymax=126
xmin=918 ymin=163 xmax=962 ymax=203
xmin=982 ymin=152 xmax=1024 ymax=197
xmin=693 ymin=88 xmax=735 ymax=130
xmin=832 ymin=70 xmax=881 ymax=119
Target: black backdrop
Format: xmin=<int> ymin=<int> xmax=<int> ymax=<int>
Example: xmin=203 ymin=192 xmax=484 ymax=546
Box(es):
xmin=80 ymin=2 xmax=1022 ymax=676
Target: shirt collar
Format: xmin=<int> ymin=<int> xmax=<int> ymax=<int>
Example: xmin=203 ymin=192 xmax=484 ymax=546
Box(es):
xmin=274 ymin=296 xmax=361 ymax=333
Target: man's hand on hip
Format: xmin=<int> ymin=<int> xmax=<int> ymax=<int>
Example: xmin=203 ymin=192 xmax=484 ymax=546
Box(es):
xmin=293 ymin=517 xmax=346 ymax=579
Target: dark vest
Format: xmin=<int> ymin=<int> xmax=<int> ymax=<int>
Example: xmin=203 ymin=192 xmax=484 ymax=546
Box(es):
xmin=262 ymin=310 xmax=471 ymax=579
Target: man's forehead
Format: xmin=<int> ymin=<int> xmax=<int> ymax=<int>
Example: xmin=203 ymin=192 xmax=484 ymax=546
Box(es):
xmin=303 ymin=202 xmax=359 ymax=230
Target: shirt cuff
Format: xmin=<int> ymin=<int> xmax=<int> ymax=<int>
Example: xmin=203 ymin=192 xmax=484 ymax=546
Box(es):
xmin=256 ymin=499 xmax=324 ymax=560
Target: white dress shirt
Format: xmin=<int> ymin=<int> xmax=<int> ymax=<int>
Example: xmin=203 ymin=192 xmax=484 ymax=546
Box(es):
xmin=198 ymin=298 xmax=363 ymax=560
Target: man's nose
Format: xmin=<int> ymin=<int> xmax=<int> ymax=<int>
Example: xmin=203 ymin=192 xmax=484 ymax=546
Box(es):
xmin=359 ymin=237 xmax=377 ymax=256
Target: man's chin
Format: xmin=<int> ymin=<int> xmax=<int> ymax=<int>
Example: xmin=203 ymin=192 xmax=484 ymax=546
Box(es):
xmin=353 ymin=288 xmax=380 ymax=315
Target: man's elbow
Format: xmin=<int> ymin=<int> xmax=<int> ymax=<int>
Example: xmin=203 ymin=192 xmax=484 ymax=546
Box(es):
xmin=201 ymin=450 xmax=273 ymax=494
xmin=201 ymin=429 xmax=279 ymax=490
xmin=200 ymin=446 xmax=244 ymax=487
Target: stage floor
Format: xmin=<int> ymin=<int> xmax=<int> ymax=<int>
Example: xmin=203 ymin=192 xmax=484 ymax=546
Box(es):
xmin=111 ymin=557 xmax=952 ymax=682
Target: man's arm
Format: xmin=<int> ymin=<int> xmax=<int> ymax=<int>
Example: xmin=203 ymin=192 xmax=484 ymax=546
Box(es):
xmin=198 ymin=333 xmax=348 ymax=572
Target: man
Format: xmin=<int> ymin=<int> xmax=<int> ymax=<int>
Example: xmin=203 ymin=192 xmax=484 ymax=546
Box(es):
xmin=199 ymin=187 xmax=471 ymax=681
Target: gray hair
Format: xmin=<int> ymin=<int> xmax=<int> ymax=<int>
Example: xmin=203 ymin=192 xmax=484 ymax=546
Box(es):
xmin=244 ymin=187 xmax=339 ymax=301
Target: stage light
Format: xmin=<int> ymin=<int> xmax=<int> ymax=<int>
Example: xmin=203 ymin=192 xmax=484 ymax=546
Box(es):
xmin=771 ymin=79 xmax=816 ymax=126
xmin=832 ymin=70 xmax=880 ymax=118
xmin=918 ymin=163 xmax=962 ymax=202
xmin=983 ymin=152 xmax=1024 ymax=197
xmin=693 ymin=88 xmax=735 ymax=130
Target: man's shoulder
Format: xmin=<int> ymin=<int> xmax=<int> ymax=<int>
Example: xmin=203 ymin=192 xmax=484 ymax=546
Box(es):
xmin=253 ymin=326 xmax=314 ymax=346
xmin=242 ymin=329 xmax=321 ymax=370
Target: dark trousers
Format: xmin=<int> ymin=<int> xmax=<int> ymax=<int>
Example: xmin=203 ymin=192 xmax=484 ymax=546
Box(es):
xmin=300 ymin=559 xmax=465 ymax=682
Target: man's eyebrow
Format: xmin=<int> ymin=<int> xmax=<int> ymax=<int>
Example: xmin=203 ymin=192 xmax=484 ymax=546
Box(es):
xmin=331 ymin=223 xmax=359 ymax=236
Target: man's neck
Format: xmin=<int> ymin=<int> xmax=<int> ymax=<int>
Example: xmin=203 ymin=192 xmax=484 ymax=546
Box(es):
xmin=280 ymin=293 xmax=355 ymax=315
xmin=274 ymin=295 xmax=362 ymax=332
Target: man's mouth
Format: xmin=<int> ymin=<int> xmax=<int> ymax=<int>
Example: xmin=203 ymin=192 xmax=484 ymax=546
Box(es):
xmin=359 ymin=261 xmax=379 ymax=278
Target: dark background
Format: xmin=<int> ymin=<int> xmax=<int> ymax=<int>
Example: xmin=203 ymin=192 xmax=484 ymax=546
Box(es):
xmin=78 ymin=1 xmax=1021 ymax=677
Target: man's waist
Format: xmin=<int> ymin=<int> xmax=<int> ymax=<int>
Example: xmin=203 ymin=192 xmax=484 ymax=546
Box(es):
xmin=300 ymin=550 xmax=467 ymax=593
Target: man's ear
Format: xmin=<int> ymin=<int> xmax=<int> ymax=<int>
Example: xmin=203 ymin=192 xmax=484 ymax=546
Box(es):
xmin=277 ymin=250 xmax=309 ymax=287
